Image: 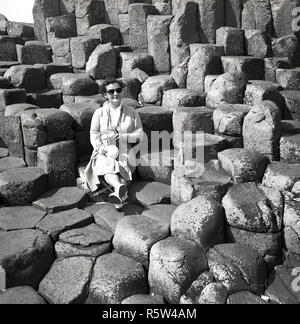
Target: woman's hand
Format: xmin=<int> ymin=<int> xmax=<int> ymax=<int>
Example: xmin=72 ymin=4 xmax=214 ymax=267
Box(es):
xmin=98 ymin=145 xmax=108 ymax=156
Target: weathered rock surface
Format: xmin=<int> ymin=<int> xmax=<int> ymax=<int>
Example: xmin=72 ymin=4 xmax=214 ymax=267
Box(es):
xmin=0 ymin=229 xmax=54 ymax=288
xmin=36 ymin=208 xmax=93 ymax=241
xmin=113 ymin=215 xmax=170 ymax=264
xmin=207 ymin=244 xmax=267 ymax=294
xmin=39 ymin=256 xmax=94 ymax=304
xmin=86 ymin=253 xmax=147 ymax=304
xmin=149 ymin=237 xmax=207 ymax=304
xmin=33 ymin=187 xmax=87 ymax=213
xmin=171 ymin=196 xmax=225 ymax=251
xmin=0 ymin=287 xmax=46 ymax=304
xmin=0 ymin=206 xmax=46 ymax=231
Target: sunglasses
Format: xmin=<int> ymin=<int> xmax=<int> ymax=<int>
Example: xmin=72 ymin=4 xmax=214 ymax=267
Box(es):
xmin=106 ymin=88 xmax=123 ymax=96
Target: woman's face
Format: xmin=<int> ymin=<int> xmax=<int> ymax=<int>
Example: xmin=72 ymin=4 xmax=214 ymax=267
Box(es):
xmin=105 ymin=83 xmax=124 ymax=105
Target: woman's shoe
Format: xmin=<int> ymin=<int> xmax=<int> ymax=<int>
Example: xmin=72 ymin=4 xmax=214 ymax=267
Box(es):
xmin=108 ymin=192 xmax=123 ymax=205
xmin=116 ymin=185 xmax=128 ymax=202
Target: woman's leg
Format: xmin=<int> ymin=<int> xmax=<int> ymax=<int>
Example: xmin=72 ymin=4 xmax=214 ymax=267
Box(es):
xmin=104 ymin=173 xmax=123 ymax=190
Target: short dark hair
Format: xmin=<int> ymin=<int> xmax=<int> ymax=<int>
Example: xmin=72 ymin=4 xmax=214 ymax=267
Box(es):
xmin=99 ymin=78 xmax=126 ymax=95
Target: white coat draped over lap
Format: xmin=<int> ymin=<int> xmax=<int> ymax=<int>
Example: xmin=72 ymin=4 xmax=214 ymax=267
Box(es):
xmin=84 ymin=101 xmax=144 ymax=192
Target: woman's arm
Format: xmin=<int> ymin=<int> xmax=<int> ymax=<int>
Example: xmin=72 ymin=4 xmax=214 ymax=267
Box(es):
xmin=90 ymin=109 xmax=103 ymax=150
xmin=127 ymin=110 xmax=144 ymax=144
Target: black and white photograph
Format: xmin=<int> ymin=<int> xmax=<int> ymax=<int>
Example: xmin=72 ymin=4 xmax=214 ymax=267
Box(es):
xmin=0 ymin=0 xmax=300 ymax=310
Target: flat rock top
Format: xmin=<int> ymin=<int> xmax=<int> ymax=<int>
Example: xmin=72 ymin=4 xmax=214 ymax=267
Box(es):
xmin=0 ymin=148 xmax=8 ymax=158
xmin=33 ymin=187 xmax=87 ymax=213
xmin=36 ymin=208 xmax=93 ymax=240
xmin=92 ymin=253 xmax=145 ymax=279
xmin=0 ymin=61 xmax=20 ymax=68
xmin=281 ymin=120 xmax=300 ymax=134
xmin=281 ymin=134 xmax=300 ymax=144
xmin=136 ymin=106 xmax=173 ymax=115
xmin=227 ymin=291 xmax=268 ymax=304
xmin=0 ymin=206 xmax=46 ymax=231
xmin=0 ymin=287 xmax=47 ymax=304
xmin=5 ymin=103 xmax=39 ymax=117
xmin=0 ymin=158 xmax=26 ymax=173
xmin=217 ymin=104 xmax=251 ymax=113
xmin=265 ymin=162 xmax=300 ymax=178
xmin=281 ymin=90 xmax=300 ymax=98
xmin=50 ymin=73 xmax=92 ymax=81
xmin=0 ymin=229 xmax=50 ymax=260
xmin=142 ymin=204 xmax=177 ymax=225
xmin=59 ymin=224 xmax=113 ymax=247
xmin=122 ymin=294 xmax=164 ymax=305
xmin=39 ymin=256 xmax=94 ymax=304
xmin=128 ymin=181 xmax=171 ymax=207
xmin=0 ymin=167 xmax=45 ymax=183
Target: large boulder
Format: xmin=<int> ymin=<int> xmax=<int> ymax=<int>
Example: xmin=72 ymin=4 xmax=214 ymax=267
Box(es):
xmin=206 ymin=72 xmax=247 ymax=109
xmin=0 ymin=167 xmax=47 ymax=206
xmin=113 ymin=215 xmax=170 ymax=264
xmin=0 ymin=287 xmax=46 ymax=304
xmin=86 ymin=43 xmax=117 ymax=79
xmin=171 ymin=195 xmax=225 ymax=250
xmin=86 ymin=253 xmax=147 ymax=304
xmin=169 ymin=2 xmax=200 ymax=68
xmin=218 ymin=148 xmax=270 ymax=183
xmin=39 ymin=256 xmax=94 ymax=304
xmin=243 ymin=101 xmax=281 ymax=161
xmin=48 ymin=73 xmax=99 ymax=96
xmin=140 ymin=75 xmax=177 ymax=104
xmin=207 ymin=244 xmax=267 ymax=294
xmin=213 ymin=104 xmax=250 ymax=137
xmin=4 ymin=65 xmax=46 ymax=92
xmin=186 ymin=45 xmax=222 ymax=92
xmin=148 ymin=237 xmax=207 ymax=304
xmin=0 ymin=230 xmax=54 ymax=288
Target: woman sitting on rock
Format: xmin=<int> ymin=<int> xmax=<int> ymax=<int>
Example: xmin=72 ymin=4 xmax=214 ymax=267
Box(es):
xmin=84 ymin=78 xmax=144 ymax=210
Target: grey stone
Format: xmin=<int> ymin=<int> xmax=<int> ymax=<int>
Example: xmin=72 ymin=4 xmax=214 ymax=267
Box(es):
xmin=245 ymin=29 xmax=272 ymax=58
xmin=276 ymin=68 xmax=300 ymax=90
xmin=207 ymin=72 xmax=247 ymax=109
xmin=113 ymin=215 xmax=170 ymax=264
xmin=39 ymin=256 xmax=94 ymax=304
xmin=243 ymin=101 xmax=281 ymax=161
xmin=280 ymin=134 xmax=300 ymax=163
xmin=222 ymin=183 xmax=284 ymax=233
xmin=128 ymin=181 xmax=170 ymax=207
xmin=216 ymin=27 xmax=244 ymax=56
xmin=120 ymin=52 xmax=153 ymax=78
xmin=227 ymin=291 xmax=268 ymax=304
xmin=264 ymin=57 xmax=292 ymax=83
xmin=48 ymin=73 xmax=99 ymax=96
xmin=263 ymin=162 xmax=300 ymax=193
xmin=171 ymin=161 xmax=232 ymax=205
xmin=4 ymin=65 xmax=46 ymax=92
xmin=207 ymin=244 xmax=267 ymax=294
xmin=87 ymin=24 xmax=122 ymax=45
xmin=162 ymin=89 xmax=206 ymax=111
xmin=33 ymin=187 xmax=87 ymax=214
xmin=86 ymin=253 xmax=147 ymax=304
xmin=21 ymin=41 xmax=52 ymax=65
xmin=281 ymin=90 xmax=300 ymax=120
xmin=169 ymin=2 xmax=200 ymax=68
xmin=142 ymin=204 xmax=177 ymax=226
xmin=218 ymin=148 xmax=270 ymax=183
xmin=180 ymin=272 xmax=215 ymax=304
xmin=37 ymin=140 xmax=77 ymax=188
xmin=0 ymin=157 xmax=26 ymax=173
xmin=36 ymin=208 xmax=93 ymax=241
xmin=0 ymin=167 xmax=47 ymax=206
xmin=27 ymin=89 xmax=62 ymax=109
xmin=122 ymin=294 xmax=164 ymax=304
xmin=221 ymin=56 xmax=265 ymax=80
xmin=140 ymin=75 xmax=177 ymax=104
xmin=148 ymin=236 xmax=207 ymax=304
xmin=213 ymin=104 xmax=250 ymax=137
xmin=0 ymin=206 xmax=46 ymax=231
xmin=198 ymin=283 xmax=228 ymax=304
xmin=0 ymin=287 xmax=46 ymax=304
xmin=283 ymin=200 xmax=300 ymax=255
xmin=70 ymin=36 xmax=100 ymax=70
xmin=86 ymin=43 xmax=117 ymax=79
xmin=272 ymin=34 xmax=300 ymax=67
xmin=265 ymin=265 xmax=300 ymax=304
xmin=187 ymin=45 xmax=222 ymax=92
xmin=0 ymin=229 xmax=54 ymax=288
xmin=171 ymin=195 xmax=225 ymax=250
xmin=46 ymin=14 xmax=77 ymax=39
